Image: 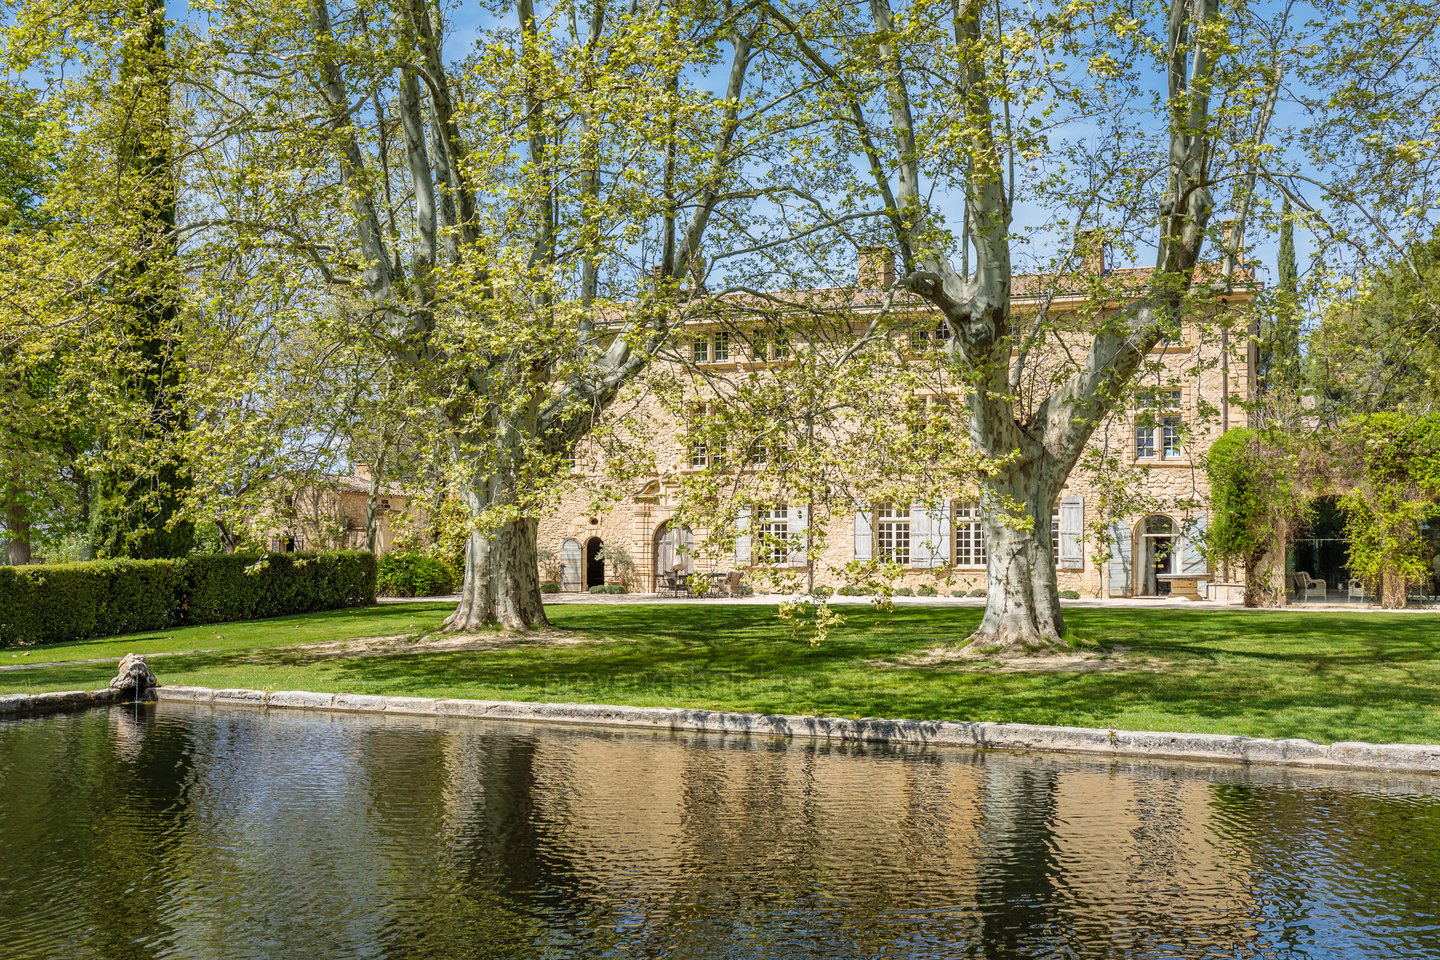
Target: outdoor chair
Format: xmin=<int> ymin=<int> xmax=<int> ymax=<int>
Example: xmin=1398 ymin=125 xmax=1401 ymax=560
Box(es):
xmin=1293 ymin=571 xmax=1326 ymax=601
xmin=660 ymin=571 xmax=680 ymax=597
xmin=1348 ymin=578 xmax=1368 ymax=602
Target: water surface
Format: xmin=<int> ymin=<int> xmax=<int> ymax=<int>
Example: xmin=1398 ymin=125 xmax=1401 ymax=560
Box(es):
xmin=1 ymin=704 xmax=1438 ymax=959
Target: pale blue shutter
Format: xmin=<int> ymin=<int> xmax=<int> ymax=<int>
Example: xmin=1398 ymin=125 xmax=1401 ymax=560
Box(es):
xmin=910 ymin=502 xmax=949 ymax=568
xmin=1180 ymin=514 xmax=1208 ymax=575
xmin=854 ymin=504 xmax=872 ymax=561
xmin=1107 ymin=521 xmax=1131 ymax=596
xmin=734 ymin=508 xmax=751 ymax=565
xmin=1059 ymin=496 xmax=1084 ymax=570
xmin=908 ymin=503 xmax=930 ymax=568
xmin=789 ymin=506 xmax=808 ymax=565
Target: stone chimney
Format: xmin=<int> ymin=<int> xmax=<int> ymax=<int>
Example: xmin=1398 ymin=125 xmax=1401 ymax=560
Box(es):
xmin=858 ymin=246 xmax=896 ymax=289
xmin=1076 ymin=229 xmax=1108 ymax=275
xmin=352 ymin=461 xmax=372 ymax=483
xmin=1222 ymin=219 xmax=1244 ymax=264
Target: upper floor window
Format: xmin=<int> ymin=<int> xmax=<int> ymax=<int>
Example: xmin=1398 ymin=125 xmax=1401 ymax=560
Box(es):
xmin=911 ymin=322 xmax=953 ymax=349
xmin=1136 ymin=390 xmax=1183 ymax=460
xmin=875 ymin=503 xmax=910 ymax=565
xmin=692 ymin=332 xmax=731 ymax=364
xmin=713 ymin=331 xmax=730 ymax=362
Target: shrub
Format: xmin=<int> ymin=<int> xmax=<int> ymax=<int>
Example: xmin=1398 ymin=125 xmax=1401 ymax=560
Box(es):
xmin=968 ymin=588 xmax=987 ymax=597
xmin=812 ymin=585 xmax=834 ymax=599
xmin=0 ymin=551 xmax=377 ymax=647
xmin=916 ymin=584 xmax=937 ymax=597
xmin=895 ymin=587 xmax=914 ymax=597
xmin=588 ymin=584 xmax=607 ymax=594
xmin=540 ymin=581 xmax=560 ymax=594
xmin=1059 ymin=589 xmax=1081 ymax=599
xmin=377 ymin=552 xmax=458 ymax=598
xmin=605 ymin=584 xmax=627 ymax=594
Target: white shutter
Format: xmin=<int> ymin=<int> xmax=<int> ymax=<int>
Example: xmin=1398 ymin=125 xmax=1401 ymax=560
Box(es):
xmin=734 ymin=508 xmax=751 ymax=566
xmin=932 ymin=501 xmax=952 ymax=568
xmin=909 ymin=503 xmax=931 ymax=568
xmin=788 ymin=505 xmax=808 ymax=565
xmin=853 ymin=503 xmax=872 ymax=561
xmin=1059 ymin=496 xmax=1084 ymax=570
xmin=1107 ymin=521 xmax=1131 ymax=597
xmin=909 ymin=501 xmax=949 ymax=568
xmin=1180 ymin=513 xmax=1208 ymax=576
xmin=559 ymin=538 xmax=582 ymax=592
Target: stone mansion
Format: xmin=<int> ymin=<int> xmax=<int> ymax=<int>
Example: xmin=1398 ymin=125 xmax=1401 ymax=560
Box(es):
xmin=538 ymin=250 xmax=1259 ymax=601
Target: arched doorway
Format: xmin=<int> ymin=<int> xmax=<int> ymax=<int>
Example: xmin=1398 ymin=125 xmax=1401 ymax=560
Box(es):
xmin=1137 ymin=515 xmax=1176 ymax=596
xmin=653 ymin=521 xmax=694 ymax=590
xmin=585 ymin=537 xmax=605 ymax=590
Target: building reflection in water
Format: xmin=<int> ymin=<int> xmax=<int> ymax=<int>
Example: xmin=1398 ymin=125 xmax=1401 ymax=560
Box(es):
xmin=2 ymin=705 xmax=1439 ymax=960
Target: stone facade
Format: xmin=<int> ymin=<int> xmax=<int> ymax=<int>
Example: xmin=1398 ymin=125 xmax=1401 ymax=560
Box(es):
xmin=540 ymin=265 xmax=1258 ymax=599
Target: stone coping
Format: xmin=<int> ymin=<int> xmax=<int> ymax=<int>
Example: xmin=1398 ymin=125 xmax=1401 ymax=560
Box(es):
xmin=140 ymin=686 xmax=1440 ymax=776
xmin=6 ymin=684 xmax=1437 ymax=775
xmin=0 ymin=688 xmax=124 ymax=717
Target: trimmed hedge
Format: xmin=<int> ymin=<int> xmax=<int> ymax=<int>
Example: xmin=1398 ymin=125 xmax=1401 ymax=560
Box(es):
xmin=376 ymin=552 xmax=458 ymax=598
xmin=0 ymin=551 xmax=377 ymax=647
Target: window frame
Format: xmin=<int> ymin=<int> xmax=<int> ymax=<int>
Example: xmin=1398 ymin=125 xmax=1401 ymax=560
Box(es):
xmin=953 ymin=501 xmax=986 ymax=569
xmin=875 ymin=503 xmax=911 ymax=566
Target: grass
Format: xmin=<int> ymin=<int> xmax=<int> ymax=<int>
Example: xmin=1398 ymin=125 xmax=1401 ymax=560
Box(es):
xmin=3 ymin=602 xmax=1440 ymax=745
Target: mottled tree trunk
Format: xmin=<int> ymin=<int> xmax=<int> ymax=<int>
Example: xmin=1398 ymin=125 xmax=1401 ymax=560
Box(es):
xmin=443 ymin=458 xmax=550 ymax=634
xmin=4 ymin=494 xmax=31 ymax=566
xmin=966 ymin=468 xmax=1066 ymax=655
xmin=1381 ymin=570 xmax=1407 ymax=609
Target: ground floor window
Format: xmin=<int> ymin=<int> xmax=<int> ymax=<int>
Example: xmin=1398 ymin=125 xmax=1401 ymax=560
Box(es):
xmin=758 ymin=505 xmax=790 ymax=565
xmin=954 ymin=502 xmax=985 ymax=568
xmin=876 ymin=503 xmax=909 ymax=565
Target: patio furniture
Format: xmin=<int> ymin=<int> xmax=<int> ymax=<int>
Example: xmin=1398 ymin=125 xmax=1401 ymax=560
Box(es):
xmin=1348 ymin=578 xmax=1368 ymax=602
xmin=1293 ymin=571 xmax=1326 ymax=601
xmin=659 ymin=571 xmax=681 ymax=597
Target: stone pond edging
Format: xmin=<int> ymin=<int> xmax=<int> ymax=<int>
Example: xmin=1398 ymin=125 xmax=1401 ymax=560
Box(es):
xmin=0 ymin=688 xmax=124 ymax=717
xmin=146 ymin=686 xmax=1440 ymax=775
xmin=7 ymin=683 xmax=1438 ymax=775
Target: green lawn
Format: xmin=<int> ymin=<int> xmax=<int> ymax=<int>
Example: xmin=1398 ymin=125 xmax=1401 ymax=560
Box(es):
xmin=3 ymin=602 xmax=1439 ymax=745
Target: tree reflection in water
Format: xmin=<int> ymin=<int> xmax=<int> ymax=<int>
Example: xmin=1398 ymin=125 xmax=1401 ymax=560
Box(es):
xmin=1 ymin=705 xmax=1438 ymax=960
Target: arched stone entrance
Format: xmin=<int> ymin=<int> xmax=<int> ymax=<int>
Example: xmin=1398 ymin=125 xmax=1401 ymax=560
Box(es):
xmin=653 ymin=520 xmax=694 ymax=590
xmin=585 ymin=537 xmax=605 ymax=590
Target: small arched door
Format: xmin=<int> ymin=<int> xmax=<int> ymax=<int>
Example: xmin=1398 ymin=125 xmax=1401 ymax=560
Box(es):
xmin=585 ymin=537 xmax=605 ymax=589
xmin=653 ymin=521 xmax=695 ymax=589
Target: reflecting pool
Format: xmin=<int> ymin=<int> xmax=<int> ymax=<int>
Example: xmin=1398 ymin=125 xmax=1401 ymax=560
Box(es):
xmin=2 ymin=704 xmax=1439 ymax=959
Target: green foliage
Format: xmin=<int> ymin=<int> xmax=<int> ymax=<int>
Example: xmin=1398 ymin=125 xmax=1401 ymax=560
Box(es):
xmin=895 ymin=587 xmax=914 ymax=597
xmin=588 ymin=585 xmax=607 ymax=594
xmin=376 ymin=552 xmax=458 ymax=598
xmin=540 ymin=581 xmax=560 ymax=594
xmin=1338 ymin=413 xmax=1440 ymax=605
xmin=968 ymin=589 xmax=988 ymax=598
xmin=1059 ymin=590 xmax=1081 ymax=599
xmin=0 ymin=550 xmax=375 ymax=646
xmin=916 ymin=584 xmax=938 ymax=597
xmin=604 ymin=584 xmax=627 ymax=595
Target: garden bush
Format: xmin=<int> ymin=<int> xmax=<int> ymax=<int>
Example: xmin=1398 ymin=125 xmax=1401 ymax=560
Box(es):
xmin=540 ymin=581 xmax=560 ymax=593
xmin=376 ymin=552 xmax=458 ymax=598
xmin=0 ymin=551 xmax=376 ymax=647
xmin=968 ymin=588 xmax=987 ymax=597
xmin=895 ymin=587 xmax=914 ymax=597
xmin=1059 ymin=589 xmax=1081 ymax=599
xmin=916 ymin=584 xmax=938 ymax=597
xmin=604 ymin=584 xmax=627 ymax=594
xmin=588 ymin=584 xmax=607 ymax=594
